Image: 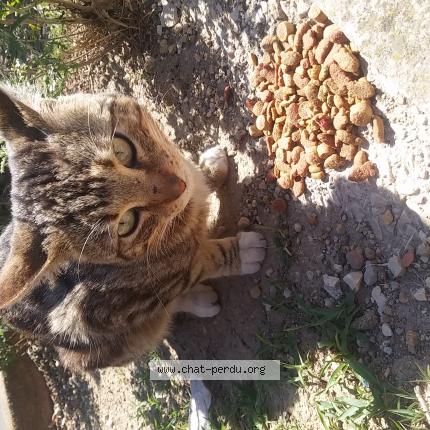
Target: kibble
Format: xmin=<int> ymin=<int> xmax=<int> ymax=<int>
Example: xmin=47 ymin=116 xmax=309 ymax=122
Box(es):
xmin=247 ymin=4 xmax=381 ymax=194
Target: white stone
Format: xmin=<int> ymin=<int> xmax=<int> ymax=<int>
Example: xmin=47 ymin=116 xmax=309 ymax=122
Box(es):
xmin=364 ymin=263 xmax=377 ymax=286
xmin=381 ymin=323 xmax=393 ymax=337
xmin=371 ymin=285 xmax=386 ymax=315
xmin=160 ymin=3 xmax=179 ymax=28
xmin=323 ymin=275 xmax=342 ymax=300
xmin=387 ymin=255 xmax=406 ymax=278
xmin=417 ymin=242 xmax=430 ymax=257
xmin=343 ymin=272 xmax=363 ymax=291
xmin=413 ymin=288 xmax=428 ymax=302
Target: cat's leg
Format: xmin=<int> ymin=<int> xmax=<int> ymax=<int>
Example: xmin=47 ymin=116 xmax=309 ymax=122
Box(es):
xmin=199 ymin=146 xmax=228 ymax=189
xmin=192 ymin=231 xmax=266 ymax=282
xmin=173 ymin=284 xmax=220 ymax=317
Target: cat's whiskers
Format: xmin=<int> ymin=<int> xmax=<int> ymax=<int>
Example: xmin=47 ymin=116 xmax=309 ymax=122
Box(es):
xmin=77 ymin=219 xmax=103 ymax=282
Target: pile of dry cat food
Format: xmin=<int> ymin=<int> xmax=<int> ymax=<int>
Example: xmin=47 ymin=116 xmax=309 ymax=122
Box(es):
xmin=246 ymin=4 xmax=384 ymax=197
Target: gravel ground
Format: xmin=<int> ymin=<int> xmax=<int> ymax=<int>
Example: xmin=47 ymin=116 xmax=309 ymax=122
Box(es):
xmin=26 ymin=0 xmax=430 ymax=428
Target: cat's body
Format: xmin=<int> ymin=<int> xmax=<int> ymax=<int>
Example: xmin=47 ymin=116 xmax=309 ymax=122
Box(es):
xmin=0 ymin=89 xmax=265 ymax=371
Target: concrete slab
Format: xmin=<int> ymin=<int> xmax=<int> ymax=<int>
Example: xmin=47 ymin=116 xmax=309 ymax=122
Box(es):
xmin=318 ymin=0 xmax=430 ymax=114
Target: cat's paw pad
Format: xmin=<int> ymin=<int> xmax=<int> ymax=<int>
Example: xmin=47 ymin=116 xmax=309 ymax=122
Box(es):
xmin=180 ymin=284 xmax=221 ymax=318
xmin=238 ymin=231 xmax=267 ymax=275
xmin=199 ymin=147 xmax=228 ymax=188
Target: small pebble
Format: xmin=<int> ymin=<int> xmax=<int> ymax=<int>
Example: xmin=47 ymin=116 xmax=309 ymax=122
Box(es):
xmin=406 ymin=330 xmax=418 ymax=354
xmin=388 ymin=255 xmax=406 ymax=278
xmin=283 ymin=288 xmax=292 ymax=299
xmin=346 ymin=248 xmax=364 ymax=270
xmin=343 ymin=271 xmax=363 ymax=291
xmin=413 ymin=288 xmax=427 ymax=302
xmin=398 ymin=290 xmax=409 ymax=303
xmin=401 ymin=248 xmax=415 ymax=268
xmin=381 ymin=323 xmax=393 ymax=337
xmin=382 ymin=209 xmax=394 ymax=225
xmin=271 ymin=198 xmax=287 ymax=214
xmin=335 ymin=223 xmax=346 ymax=235
xmin=250 ymin=284 xmax=262 ymax=299
xmin=293 ymin=223 xmax=302 ymax=233
xmin=307 ymin=213 xmax=318 ymax=225
xmin=364 ymin=247 xmax=376 ymax=260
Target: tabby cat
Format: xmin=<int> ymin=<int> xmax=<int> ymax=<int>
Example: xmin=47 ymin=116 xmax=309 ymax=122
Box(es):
xmin=0 ymin=88 xmax=266 ymax=371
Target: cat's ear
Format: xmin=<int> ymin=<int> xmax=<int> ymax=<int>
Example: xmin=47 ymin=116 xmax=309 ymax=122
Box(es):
xmin=0 ymin=222 xmax=61 ymax=309
xmin=0 ymin=87 xmax=50 ymax=144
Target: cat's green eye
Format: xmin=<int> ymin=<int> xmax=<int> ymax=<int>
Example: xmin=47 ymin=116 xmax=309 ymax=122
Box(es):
xmin=118 ymin=209 xmax=138 ymax=237
xmin=113 ymin=135 xmax=135 ymax=167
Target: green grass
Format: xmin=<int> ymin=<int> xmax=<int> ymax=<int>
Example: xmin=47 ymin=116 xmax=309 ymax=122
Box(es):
xmin=0 ymin=1 xmax=76 ymax=96
xmin=258 ymin=293 xmax=429 ymax=430
xmin=135 ymin=353 xmax=190 ymax=430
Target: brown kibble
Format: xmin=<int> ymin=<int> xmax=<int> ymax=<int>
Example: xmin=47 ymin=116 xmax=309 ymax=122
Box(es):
xmin=305 ymin=146 xmax=320 ymax=165
xmin=317 ymin=133 xmax=335 ymax=146
xmin=293 ymin=73 xmax=310 ymax=89
xmin=317 ymin=143 xmax=336 ymax=159
xmin=315 ymin=38 xmax=332 ymax=64
xmin=277 ymin=137 xmax=293 ymax=151
xmin=308 ymin=3 xmax=328 ymax=24
xmin=323 ymin=43 xmax=342 ymax=66
xmin=295 ymin=154 xmax=309 ymax=176
xmin=281 ymin=51 xmax=302 ymax=67
xmin=336 ymin=130 xmax=361 ymax=146
xmin=347 ymin=78 xmax=375 ymax=99
xmin=302 ymin=30 xmax=318 ymax=55
xmin=325 ymin=77 xmax=347 ymax=96
xmin=277 ymin=174 xmax=294 ymax=189
xmin=260 ymin=35 xmax=276 ymax=52
xmin=324 ymin=154 xmax=346 ymax=170
xmin=333 ymin=113 xmax=348 ymax=130
xmin=405 ymin=330 xmax=418 ymax=354
xmin=292 ymin=178 xmax=305 ymax=197
xmin=272 ymin=123 xmax=283 ymax=141
xmin=303 ymin=82 xmax=319 ymax=101
xmin=318 ymin=66 xmax=330 ymax=83
xmin=276 ymin=21 xmax=295 ymax=42
xmin=329 ymin=62 xmax=353 ymax=89
xmin=298 ymin=101 xmax=313 ymax=119
xmin=275 ymin=147 xmax=286 ymax=162
xmin=294 ymin=21 xmax=311 ymax=51
xmin=248 ymin=53 xmax=258 ymax=67
xmin=285 ymin=102 xmax=300 ymax=126
xmin=291 ymin=146 xmax=304 ymax=164
xmin=309 ymin=164 xmax=322 ymax=173
xmin=373 ymin=115 xmax=385 ymax=143
xmin=311 ymin=171 xmax=325 ymax=180
xmin=307 ymin=213 xmax=318 ymax=225
xmin=265 ymin=136 xmax=275 ymax=156
xmin=339 ymin=143 xmax=357 ymax=161
xmin=323 ymin=24 xmax=349 ymax=44
xmin=256 ymin=115 xmax=267 ymax=131
xmin=271 ymin=197 xmax=288 ymax=213
xmin=249 ymin=125 xmax=264 ymax=137
xmin=348 ymin=161 xmax=378 ymax=182
xmin=333 ymin=47 xmax=360 ymax=74
xmin=354 ymin=150 xmax=368 ymax=166
xmin=350 ymin=101 xmax=373 ymax=126
xmin=245 ymin=98 xmax=256 ymax=112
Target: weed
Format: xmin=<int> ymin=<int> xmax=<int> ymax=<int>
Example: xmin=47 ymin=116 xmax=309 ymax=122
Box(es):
xmin=135 ymin=353 xmax=190 ymax=430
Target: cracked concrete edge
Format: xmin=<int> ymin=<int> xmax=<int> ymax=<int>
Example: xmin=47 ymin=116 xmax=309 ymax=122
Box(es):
xmin=0 ymin=353 xmax=53 ymax=430
xmin=317 ymin=0 xmax=430 ymax=115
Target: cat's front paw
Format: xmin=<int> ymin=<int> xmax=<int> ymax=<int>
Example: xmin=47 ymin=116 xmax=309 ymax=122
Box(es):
xmin=238 ymin=231 xmax=266 ymax=275
xmin=199 ymin=146 xmax=228 ymax=189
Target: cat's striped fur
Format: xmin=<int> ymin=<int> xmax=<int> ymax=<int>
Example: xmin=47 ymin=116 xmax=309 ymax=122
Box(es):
xmin=0 ymin=88 xmax=266 ymax=370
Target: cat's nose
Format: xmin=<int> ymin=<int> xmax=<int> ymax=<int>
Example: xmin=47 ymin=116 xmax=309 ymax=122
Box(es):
xmin=167 ymin=174 xmax=186 ymax=197
xmin=150 ymin=173 xmax=186 ymax=204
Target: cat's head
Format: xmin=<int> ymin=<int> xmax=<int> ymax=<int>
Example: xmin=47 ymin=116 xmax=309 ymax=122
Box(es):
xmin=0 ymin=87 xmax=196 ymax=308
